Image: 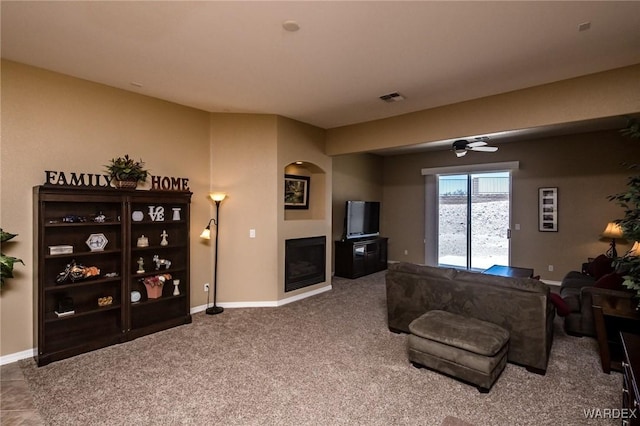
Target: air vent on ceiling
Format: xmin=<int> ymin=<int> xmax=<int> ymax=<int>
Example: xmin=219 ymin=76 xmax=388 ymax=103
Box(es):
xmin=379 ymin=92 xmax=405 ymax=103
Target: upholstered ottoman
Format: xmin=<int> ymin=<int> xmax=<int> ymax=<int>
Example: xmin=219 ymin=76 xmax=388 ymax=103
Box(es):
xmin=408 ymin=310 xmax=509 ymax=393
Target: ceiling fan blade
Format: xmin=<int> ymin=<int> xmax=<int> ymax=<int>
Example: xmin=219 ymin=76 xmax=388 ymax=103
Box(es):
xmin=466 ymin=141 xmax=488 ymax=148
xmin=470 ymin=146 xmax=498 ymax=152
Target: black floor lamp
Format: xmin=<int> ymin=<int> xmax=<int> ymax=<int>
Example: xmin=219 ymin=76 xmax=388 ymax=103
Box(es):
xmin=200 ymin=192 xmax=226 ymax=315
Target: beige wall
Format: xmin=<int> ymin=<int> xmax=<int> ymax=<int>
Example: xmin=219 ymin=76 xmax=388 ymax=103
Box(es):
xmin=277 ymin=117 xmax=332 ymax=300
xmin=207 ymin=114 xmax=331 ymax=304
xmin=326 ymin=64 xmax=640 ymax=155
xmin=1 ymin=60 xmax=211 ymax=357
xmin=209 ymin=113 xmax=280 ymax=302
xmin=331 ymin=154 xmax=384 ymax=243
xmin=382 ymin=130 xmax=640 ymax=281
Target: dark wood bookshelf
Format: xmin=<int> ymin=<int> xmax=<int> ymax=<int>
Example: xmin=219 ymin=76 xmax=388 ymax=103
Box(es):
xmin=33 ymin=186 xmax=192 ymax=366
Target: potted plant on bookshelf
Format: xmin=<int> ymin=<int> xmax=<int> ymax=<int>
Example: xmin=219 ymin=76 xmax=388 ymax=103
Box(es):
xmin=105 ymin=154 xmax=149 ymax=189
xmin=1 ymin=229 xmax=24 ymax=288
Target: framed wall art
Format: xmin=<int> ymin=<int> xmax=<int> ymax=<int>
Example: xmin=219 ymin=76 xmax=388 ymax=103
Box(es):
xmin=284 ymin=174 xmax=310 ymax=210
xmin=538 ymin=187 xmax=558 ymax=232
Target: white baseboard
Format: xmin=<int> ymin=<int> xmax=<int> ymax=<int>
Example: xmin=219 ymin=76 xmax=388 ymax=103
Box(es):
xmin=0 ymin=348 xmax=35 ymax=366
xmin=190 ymin=284 xmax=332 ymax=313
xmin=541 ymin=279 xmax=561 ymax=287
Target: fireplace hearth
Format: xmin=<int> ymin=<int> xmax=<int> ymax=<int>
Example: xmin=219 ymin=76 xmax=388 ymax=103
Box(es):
xmin=285 ymin=236 xmax=326 ymax=292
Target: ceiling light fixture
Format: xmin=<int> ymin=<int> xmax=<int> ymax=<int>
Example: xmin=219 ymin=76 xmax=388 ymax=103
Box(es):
xmin=282 ymin=20 xmax=300 ymax=32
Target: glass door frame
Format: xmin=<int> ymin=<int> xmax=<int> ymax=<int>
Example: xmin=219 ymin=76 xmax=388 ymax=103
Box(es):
xmin=436 ymin=171 xmax=511 ymax=271
xmin=421 ymin=161 xmax=519 ymax=268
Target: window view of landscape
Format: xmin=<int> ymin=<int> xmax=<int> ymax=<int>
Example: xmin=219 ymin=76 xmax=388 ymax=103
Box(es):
xmin=438 ymin=173 xmax=510 ymax=270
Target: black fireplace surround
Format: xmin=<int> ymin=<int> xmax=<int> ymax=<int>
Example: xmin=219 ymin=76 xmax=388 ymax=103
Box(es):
xmin=285 ymin=236 xmax=326 ymax=292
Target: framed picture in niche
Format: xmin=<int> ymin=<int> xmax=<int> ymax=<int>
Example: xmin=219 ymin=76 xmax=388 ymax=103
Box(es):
xmin=284 ymin=174 xmax=310 ymax=210
xmin=538 ymin=187 xmax=558 ymax=232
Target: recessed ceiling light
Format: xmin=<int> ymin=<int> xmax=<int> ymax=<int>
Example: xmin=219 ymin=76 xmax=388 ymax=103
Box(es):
xmin=282 ymin=20 xmax=300 ymax=32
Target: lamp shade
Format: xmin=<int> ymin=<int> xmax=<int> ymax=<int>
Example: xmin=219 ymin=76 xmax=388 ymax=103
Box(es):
xmin=210 ymin=192 xmax=226 ymax=202
xmin=630 ymin=241 xmax=640 ymax=256
xmin=199 ymin=227 xmax=211 ymax=240
xmin=602 ymin=222 xmax=624 ymax=239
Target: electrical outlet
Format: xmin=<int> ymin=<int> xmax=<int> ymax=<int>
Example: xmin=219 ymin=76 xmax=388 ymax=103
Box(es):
xmin=548 ymin=265 xmax=554 ymax=272
xmin=404 ymin=250 xmax=408 ymax=255
xmin=204 ymin=283 xmax=210 ymax=292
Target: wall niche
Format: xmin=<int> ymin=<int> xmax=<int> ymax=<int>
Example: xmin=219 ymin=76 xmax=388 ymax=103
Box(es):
xmin=284 ymin=162 xmax=326 ymax=221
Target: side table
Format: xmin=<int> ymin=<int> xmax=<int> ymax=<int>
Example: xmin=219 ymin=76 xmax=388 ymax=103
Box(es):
xmin=482 ymin=265 xmax=534 ymax=279
xmin=592 ymin=292 xmax=640 ymax=373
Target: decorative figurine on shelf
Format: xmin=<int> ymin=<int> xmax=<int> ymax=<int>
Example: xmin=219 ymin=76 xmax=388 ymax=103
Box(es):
xmin=62 ymin=215 xmax=87 ymax=223
xmin=137 ymin=235 xmax=149 ymax=247
xmin=55 ymin=260 xmax=100 ymax=284
xmin=136 ymin=257 xmax=145 ymax=274
xmin=172 ymin=208 xmax=181 ymax=221
xmin=142 ymin=273 xmax=172 ymax=299
xmin=173 ymin=279 xmax=180 ymax=296
xmin=97 ymin=296 xmax=113 ymax=307
xmin=148 ymin=206 xmax=165 ymax=221
xmin=152 ymin=254 xmax=171 ymax=270
xmin=160 ymin=230 xmax=168 ymax=246
xmin=93 ymin=211 xmax=106 ymax=223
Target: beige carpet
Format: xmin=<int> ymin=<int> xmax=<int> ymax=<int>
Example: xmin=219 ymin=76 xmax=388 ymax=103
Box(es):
xmin=20 ymin=272 xmax=620 ymax=425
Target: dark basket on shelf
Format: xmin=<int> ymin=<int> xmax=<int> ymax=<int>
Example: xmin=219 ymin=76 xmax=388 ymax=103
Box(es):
xmin=114 ymin=180 xmax=138 ymax=189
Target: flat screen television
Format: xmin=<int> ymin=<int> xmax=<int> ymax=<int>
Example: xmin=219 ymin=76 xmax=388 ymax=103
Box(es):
xmin=343 ymin=201 xmax=380 ymax=240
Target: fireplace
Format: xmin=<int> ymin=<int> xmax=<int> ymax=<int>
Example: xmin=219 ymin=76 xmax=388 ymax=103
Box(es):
xmin=285 ymin=236 xmax=326 ymax=292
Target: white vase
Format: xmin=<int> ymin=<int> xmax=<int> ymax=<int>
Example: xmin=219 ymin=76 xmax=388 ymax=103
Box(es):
xmin=172 ymin=208 xmax=181 ymax=221
xmin=173 ymin=279 xmax=180 ymax=296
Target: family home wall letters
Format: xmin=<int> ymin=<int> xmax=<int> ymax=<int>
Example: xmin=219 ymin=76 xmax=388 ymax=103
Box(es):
xmin=44 ymin=170 xmax=190 ymax=191
xmin=44 ymin=171 xmax=113 ymax=188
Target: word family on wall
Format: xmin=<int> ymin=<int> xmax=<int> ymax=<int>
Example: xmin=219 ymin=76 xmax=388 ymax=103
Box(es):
xmin=44 ymin=170 xmax=190 ymax=191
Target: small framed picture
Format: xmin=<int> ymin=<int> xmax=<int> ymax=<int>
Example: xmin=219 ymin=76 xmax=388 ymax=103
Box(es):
xmin=538 ymin=187 xmax=558 ymax=232
xmin=284 ymin=174 xmax=310 ymax=210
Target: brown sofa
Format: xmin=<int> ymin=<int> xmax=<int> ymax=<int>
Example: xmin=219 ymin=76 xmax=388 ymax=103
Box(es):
xmin=386 ymin=262 xmax=555 ymax=374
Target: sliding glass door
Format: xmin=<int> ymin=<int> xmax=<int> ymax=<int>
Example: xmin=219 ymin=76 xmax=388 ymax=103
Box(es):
xmin=438 ymin=172 xmax=510 ymax=270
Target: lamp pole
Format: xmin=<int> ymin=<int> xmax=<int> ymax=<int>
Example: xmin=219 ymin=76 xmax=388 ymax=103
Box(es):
xmin=206 ymin=199 xmax=224 ymax=315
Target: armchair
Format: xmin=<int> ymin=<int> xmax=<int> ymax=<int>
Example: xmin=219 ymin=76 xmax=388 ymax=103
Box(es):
xmin=559 ymin=255 xmax=634 ymax=337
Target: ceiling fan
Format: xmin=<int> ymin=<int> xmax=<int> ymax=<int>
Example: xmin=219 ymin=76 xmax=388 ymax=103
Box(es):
xmin=452 ymin=138 xmax=498 ymax=157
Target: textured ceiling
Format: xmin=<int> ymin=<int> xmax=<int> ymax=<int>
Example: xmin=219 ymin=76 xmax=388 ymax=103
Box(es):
xmin=2 ymin=1 xmax=639 ymax=137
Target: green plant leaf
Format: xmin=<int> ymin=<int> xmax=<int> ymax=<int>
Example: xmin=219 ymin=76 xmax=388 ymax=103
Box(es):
xmin=0 ymin=229 xmax=17 ymax=243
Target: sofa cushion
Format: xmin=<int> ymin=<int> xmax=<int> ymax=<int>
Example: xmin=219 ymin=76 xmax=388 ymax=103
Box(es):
xmin=594 ymin=272 xmax=625 ymax=291
xmin=388 ymin=262 xmax=457 ymax=280
xmin=549 ymin=292 xmax=571 ymax=317
xmin=587 ymin=254 xmax=614 ymax=279
xmin=561 ymin=270 xmax=596 ymax=290
xmin=409 ymin=310 xmax=509 ymax=357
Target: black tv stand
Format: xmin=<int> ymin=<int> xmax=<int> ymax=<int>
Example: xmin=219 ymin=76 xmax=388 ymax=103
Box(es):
xmin=334 ymin=237 xmax=388 ymax=279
